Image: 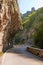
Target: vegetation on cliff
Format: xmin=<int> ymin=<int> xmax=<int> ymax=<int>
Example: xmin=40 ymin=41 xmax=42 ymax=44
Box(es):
xmin=22 ymin=7 xmax=43 ymax=48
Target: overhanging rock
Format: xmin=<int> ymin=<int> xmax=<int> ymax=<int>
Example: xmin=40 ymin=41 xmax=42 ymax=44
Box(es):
xmin=0 ymin=0 xmax=22 ymax=52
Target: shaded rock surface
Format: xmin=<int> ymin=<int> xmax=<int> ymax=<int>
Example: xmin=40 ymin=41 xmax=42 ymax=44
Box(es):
xmin=0 ymin=0 xmax=22 ymax=52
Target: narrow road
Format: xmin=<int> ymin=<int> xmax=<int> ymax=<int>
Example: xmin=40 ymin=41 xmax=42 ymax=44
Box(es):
xmin=1 ymin=45 xmax=43 ymax=65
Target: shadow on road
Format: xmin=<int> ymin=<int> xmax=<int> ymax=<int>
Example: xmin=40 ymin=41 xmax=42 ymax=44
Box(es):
xmin=6 ymin=45 xmax=43 ymax=61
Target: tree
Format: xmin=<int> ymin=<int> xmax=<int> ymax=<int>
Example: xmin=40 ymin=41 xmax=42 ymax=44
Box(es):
xmin=33 ymin=22 xmax=43 ymax=49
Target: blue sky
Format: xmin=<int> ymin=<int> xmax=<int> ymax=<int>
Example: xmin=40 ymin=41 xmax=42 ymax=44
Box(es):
xmin=18 ymin=0 xmax=43 ymax=14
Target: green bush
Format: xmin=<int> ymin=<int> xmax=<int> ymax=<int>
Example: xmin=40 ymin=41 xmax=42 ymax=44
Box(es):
xmin=33 ymin=22 xmax=43 ymax=49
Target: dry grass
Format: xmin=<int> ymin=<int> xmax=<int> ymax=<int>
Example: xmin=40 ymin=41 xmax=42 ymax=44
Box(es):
xmin=0 ymin=52 xmax=3 ymax=57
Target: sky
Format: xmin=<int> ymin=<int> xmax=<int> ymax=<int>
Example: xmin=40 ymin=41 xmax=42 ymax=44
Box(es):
xmin=18 ymin=0 xmax=43 ymax=14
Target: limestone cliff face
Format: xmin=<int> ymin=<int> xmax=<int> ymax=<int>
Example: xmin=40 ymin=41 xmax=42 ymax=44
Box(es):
xmin=0 ymin=0 xmax=22 ymax=52
xmin=0 ymin=0 xmax=22 ymax=31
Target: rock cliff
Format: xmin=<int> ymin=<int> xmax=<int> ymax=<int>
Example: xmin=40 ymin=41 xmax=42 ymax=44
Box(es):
xmin=0 ymin=0 xmax=22 ymax=52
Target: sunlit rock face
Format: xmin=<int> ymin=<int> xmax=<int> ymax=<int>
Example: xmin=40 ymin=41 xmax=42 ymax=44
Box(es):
xmin=0 ymin=0 xmax=22 ymax=52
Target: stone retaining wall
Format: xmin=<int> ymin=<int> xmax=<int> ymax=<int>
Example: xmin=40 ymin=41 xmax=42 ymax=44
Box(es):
xmin=27 ymin=47 xmax=43 ymax=57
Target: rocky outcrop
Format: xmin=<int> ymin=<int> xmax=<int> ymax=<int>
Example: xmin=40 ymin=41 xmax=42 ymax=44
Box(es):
xmin=0 ymin=0 xmax=22 ymax=52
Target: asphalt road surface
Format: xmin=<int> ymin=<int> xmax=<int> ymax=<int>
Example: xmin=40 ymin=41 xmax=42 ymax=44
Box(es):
xmin=1 ymin=45 xmax=43 ymax=65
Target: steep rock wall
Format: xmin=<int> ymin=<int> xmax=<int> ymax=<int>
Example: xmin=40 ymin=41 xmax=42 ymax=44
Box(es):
xmin=0 ymin=0 xmax=22 ymax=52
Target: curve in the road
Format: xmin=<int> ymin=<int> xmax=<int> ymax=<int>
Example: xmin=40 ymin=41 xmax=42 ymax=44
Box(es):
xmin=1 ymin=45 xmax=43 ymax=65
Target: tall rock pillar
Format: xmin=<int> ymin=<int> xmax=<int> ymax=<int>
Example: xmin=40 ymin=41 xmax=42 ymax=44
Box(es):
xmin=1 ymin=0 xmax=22 ymax=52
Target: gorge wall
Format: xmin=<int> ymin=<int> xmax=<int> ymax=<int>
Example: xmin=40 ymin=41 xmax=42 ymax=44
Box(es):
xmin=0 ymin=0 xmax=22 ymax=52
